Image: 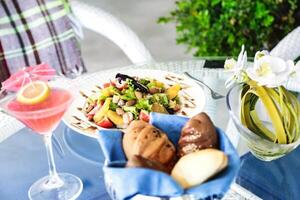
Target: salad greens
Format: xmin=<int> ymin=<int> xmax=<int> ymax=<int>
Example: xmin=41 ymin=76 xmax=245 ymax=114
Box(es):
xmin=82 ymin=73 xmax=182 ymax=128
xmin=120 ymin=87 xmax=136 ymax=101
xmin=135 ymin=99 xmax=151 ymax=112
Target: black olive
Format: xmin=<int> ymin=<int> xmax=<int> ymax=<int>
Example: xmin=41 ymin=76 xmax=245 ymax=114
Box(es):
xmin=115 ymin=73 xmax=149 ymax=93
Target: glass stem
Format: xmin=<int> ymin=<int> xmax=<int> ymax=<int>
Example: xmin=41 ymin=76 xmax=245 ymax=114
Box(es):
xmin=43 ymin=133 xmax=64 ymax=189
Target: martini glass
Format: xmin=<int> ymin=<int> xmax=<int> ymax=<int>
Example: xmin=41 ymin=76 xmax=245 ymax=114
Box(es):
xmin=0 ymin=77 xmax=82 ymax=200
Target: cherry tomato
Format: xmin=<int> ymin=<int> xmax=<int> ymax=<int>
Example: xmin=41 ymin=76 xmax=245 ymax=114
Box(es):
xmin=103 ymin=82 xmax=111 ymax=88
xmin=139 ymin=110 xmax=150 ymax=122
xmin=103 ymin=81 xmax=116 ymax=88
xmin=96 ymin=117 xmax=114 ymax=128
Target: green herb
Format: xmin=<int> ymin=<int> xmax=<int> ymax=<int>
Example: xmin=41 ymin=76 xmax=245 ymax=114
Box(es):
xmin=109 ymin=102 xmax=118 ymax=111
xmin=126 ymin=79 xmax=135 ymax=89
xmin=139 ymin=79 xmax=151 ymax=86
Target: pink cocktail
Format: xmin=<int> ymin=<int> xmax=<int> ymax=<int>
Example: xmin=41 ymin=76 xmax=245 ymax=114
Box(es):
xmin=6 ymin=89 xmax=72 ymax=134
xmin=0 ymin=73 xmax=83 ymax=200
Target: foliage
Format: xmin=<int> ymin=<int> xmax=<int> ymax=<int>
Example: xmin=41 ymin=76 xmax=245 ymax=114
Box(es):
xmin=158 ymin=0 xmax=300 ymax=57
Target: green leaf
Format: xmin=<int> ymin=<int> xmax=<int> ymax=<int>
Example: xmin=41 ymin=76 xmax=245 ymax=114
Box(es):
xmin=121 ymin=88 xmax=136 ymax=100
xmin=244 ymin=82 xmax=288 ymax=144
xmin=135 ymin=99 xmax=151 ymax=112
xmin=139 ymin=79 xmax=150 ymax=86
xmin=150 ymin=93 xmax=169 ymax=107
xmin=157 ymin=0 xmax=299 ymax=57
xmin=263 ymin=15 xmax=274 ymax=27
xmin=157 ymin=17 xmax=171 ymax=24
xmin=255 ymin=2 xmax=268 ymax=19
xmin=227 ymin=33 xmax=235 ymax=45
xmin=147 ymin=82 xmax=156 ymax=89
xmin=211 ymin=0 xmax=221 ymax=7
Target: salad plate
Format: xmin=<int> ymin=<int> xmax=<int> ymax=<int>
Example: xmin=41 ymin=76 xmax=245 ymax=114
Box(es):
xmin=63 ymin=69 xmax=206 ymax=139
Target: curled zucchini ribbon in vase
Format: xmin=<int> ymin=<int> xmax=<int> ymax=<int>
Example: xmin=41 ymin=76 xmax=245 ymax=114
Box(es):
xmin=240 ymin=81 xmax=300 ymax=144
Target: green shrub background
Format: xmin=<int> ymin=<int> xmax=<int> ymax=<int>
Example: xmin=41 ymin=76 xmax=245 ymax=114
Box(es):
xmin=158 ymin=0 xmax=300 ymax=57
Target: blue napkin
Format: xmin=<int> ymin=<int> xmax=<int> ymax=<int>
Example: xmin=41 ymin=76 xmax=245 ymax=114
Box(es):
xmin=237 ymin=147 xmax=300 ymax=200
xmin=98 ymin=113 xmax=240 ymax=200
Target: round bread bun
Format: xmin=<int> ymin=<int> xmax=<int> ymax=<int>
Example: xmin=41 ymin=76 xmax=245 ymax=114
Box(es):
xmin=171 ymin=149 xmax=228 ymax=189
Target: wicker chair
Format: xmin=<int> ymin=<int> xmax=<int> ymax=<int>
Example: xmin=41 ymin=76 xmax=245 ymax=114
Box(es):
xmin=270 ymin=26 xmax=300 ymax=60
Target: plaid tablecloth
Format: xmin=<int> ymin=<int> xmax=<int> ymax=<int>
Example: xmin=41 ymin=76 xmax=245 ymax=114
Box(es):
xmin=0 ymin=0 xmax=85 ymax=84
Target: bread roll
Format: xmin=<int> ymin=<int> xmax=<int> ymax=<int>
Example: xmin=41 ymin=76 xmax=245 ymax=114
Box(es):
xmin=126 ymin=155 xmax=170 ymax=174
xmin=171 ymin=149 xmax=228 ymax=189
xmin=178 ymin=112 xmax=218 ymax=157
xmin=123 ymin=120 xmax=176 ymax=167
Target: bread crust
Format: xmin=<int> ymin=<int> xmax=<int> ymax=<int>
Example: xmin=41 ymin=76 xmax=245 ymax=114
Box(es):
xmin=123 ymin=120 xmax=176 ymax=167
xmin=178 ymin=112 xmax=218 ymax=156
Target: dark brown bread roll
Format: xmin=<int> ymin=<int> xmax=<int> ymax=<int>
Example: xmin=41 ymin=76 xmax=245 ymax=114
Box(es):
xmin=123 ymin=120 xmax=176 ymax=167
xmin=126 ymin=155 xmax=170 ymax=174
xmin=178 ymin=112 xmax=218 ymax=157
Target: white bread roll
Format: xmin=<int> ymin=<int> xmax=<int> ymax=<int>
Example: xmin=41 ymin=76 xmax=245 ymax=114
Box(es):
xmin=171 ymin=149 xmax=228 ymax=189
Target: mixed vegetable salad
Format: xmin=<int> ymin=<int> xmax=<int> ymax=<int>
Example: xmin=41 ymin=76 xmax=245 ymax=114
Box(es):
xmin=82 ymin=73 xmax=182 ymax=128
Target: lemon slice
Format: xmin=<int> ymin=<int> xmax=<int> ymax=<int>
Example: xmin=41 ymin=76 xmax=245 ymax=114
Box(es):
xmin=17 ymin=81 xmax=50 ymax=105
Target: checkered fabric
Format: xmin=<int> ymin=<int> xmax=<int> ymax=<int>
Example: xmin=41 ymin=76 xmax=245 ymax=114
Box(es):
xmin=0 ymin=0 xmax=86 ymax=84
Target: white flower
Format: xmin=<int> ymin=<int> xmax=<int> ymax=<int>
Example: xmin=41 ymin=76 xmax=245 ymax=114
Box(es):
xmin=246 ymin=55 xmax=294 ymax=88
xmin=224 ymin=58 xmax=237 ymax=70
xmin=254 ymin=50 xmax=269 ymax=61
xmin=225 ymin=45 xmax=248 ymax=87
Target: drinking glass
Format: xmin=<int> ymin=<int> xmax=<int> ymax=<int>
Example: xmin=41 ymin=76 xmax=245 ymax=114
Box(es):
xmin=226 ymin=84 xmax=300 ymax=161
xmin=0 ymin=77 xmax=82 ymax=200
